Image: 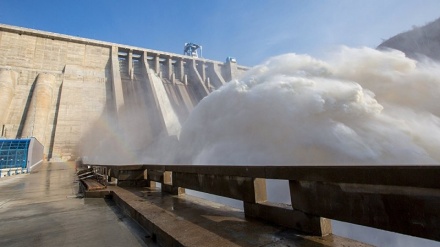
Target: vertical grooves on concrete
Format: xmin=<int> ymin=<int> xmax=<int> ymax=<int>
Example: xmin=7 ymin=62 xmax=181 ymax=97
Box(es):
xmin=159 ymin=57 xmax=195 ymax=123
xmin=0 ymin=69 xmax=17 ymax=126
xmin=143 ymin=59 xmax=180 ymax=136
xmin=142 ymin=53 xmax=166 ymax=135
xmin=187 ymin=59 xmax=209 ymax=100
xmin=117 ymin=49 xmax=156 ymax=150
xmin=136 ymin=52 xmax=163 ymax=140
xmin=161 ymin=79 xmax=196 ymax=124
xmin=16 ymin=78 xmax=36 ymax=139
xmin=47 ymin=80 xmax=63 ymax=161
xmin=21 ymin=73 xmax=56 ymax=151
xmin=174 ymin=59 xmax=199 ymax=109
xmin=207 ymin=62 xmax=226 ymax=88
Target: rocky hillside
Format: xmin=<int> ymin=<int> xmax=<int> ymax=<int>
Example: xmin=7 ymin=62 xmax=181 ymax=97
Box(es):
xmin=378 ymin=18 xmax=440 ymax=61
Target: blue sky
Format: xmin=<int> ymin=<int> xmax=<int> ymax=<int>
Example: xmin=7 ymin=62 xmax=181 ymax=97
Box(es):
xmin=1 ymin=0 xmax=439 ymax=66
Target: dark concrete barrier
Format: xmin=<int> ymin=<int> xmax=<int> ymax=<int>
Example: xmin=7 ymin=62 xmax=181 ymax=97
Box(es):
xmin=87 ymin=163 xmax=440 ymax=241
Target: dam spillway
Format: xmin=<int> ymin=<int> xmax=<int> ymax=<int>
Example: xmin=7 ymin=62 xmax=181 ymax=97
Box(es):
xmin=0 ymin=23 xmax=248 ymax=161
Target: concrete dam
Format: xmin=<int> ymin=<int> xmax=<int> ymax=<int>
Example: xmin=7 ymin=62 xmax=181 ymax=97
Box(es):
xmin=0 ymin=24 xmax=247 ymax=161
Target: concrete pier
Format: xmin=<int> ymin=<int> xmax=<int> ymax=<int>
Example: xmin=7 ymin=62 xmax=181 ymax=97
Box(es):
xmin=21 ymin=73 xmax=56 ymax=145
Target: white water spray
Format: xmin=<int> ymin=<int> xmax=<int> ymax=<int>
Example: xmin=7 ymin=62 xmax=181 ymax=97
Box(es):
xmin=176 ymin=47 xmax=440 ymax=165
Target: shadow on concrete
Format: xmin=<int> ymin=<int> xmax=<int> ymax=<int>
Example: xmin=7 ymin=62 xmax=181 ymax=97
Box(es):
xmin=113 ymin=186 xmax=367 ymax=247
xmin=104 ymin=198 xmax=157 ymax=247
xmin=16 ymin=77 xmax=37 ymax=138
xmin=47 ymin=82 xmax=63 ymax=160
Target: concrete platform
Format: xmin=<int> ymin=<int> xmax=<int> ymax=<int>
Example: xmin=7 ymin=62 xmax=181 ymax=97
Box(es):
xmin=0 ymin=161 xmax=371 ymax=246
xmin=0 ymin=162 xmax=152 ymax=247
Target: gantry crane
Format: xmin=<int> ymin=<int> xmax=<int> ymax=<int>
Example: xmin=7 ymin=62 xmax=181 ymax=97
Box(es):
xmin=184 ymin=43 xmax=202 ymax=58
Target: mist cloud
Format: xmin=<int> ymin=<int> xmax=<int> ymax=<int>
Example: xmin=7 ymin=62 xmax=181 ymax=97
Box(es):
xmin=177 ymin=47 xmax=440 ymax=165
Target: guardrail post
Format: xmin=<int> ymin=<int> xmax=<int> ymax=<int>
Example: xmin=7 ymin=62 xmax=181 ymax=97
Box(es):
xmin=82 ymin=164 xmax=440 ymax=241
xmin=244 ymin=178 xmax=331 ymax=236
xmin=162 ymin=171 xmax=185 ymax=195
xmin=243 ymin=178 xmax=268 ymax=223
xmin=143 ymin=169 xmax=156 ymax=188
xmin=253 ymin=178 xmax=267 ymax=202
xmin=289 ymin=180 xmax=332 ymax=236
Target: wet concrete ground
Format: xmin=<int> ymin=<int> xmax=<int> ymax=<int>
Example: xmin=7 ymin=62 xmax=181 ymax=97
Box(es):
xmin=108 ymin=185 xmax=373 ymax=247
xmin=0 ymin=162 xmax=152 ymax=247
xmin=0 ymin=162 xmax=372 ymax=246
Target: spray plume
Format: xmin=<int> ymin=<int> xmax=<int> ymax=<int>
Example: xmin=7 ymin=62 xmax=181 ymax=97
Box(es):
xmin=176 ymin=47 xmax=440 ymax=165
xmin=77 ymin=46 xmax=440 ymax=247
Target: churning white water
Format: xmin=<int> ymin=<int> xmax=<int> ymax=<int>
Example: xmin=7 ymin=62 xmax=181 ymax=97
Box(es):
xmin=176 ymin=47 xmax=440 ymax=166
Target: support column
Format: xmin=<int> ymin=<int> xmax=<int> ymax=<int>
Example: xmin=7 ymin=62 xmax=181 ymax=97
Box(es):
xmin=154 ymin=55 xmax=160 ymax=75
xmin=176 ymin=58 xmax=185 ymax=82
xmin=128 ymin=49 xmax=133 ymax=80
xmin=0 ymin=69 xmax=17 ymax=126
xmin=244 ymin=178 xmax=331 ymax=236
xmin=163 ymin=171 xmax=185 ymax=195
xmin=167 ymin=56 xmax=173 ymax=80
xmin=224 ymin=60 xmax=238 ymax=82
xmin=206 ymin=77 xmax=211 ymax=92
xmin=289 ymin=180 xmax=332 ymax=236
xmin=253 ymin=178 xmax=267 ymax=202
xmin=111 ymin=46 xmax=124 ymax=115
xmin=142 ymin=51 xmax=150 ymax=70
